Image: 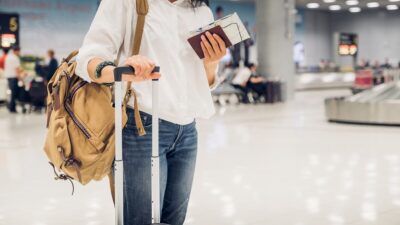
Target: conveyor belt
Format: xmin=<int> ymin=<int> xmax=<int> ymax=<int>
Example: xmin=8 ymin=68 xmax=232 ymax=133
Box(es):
xmin=325 ymin=82 xmax=400 ymax=125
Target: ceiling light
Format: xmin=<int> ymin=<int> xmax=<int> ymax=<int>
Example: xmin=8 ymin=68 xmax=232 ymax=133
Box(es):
xmin=324 ymin=0 xmax=336 ymax=3
xmin=367 ymin=2 xmax=380 ymax=8
xmin=349 ymin=7 xmax=361 ymax=13
xmin=389 ymin=0 xmax=400 ymax=2
xmin=307 ymin=3 xmax=320 ymax=9
xmin=387 ymin=4 xmax=399 ymax=10
xmin=346 ymin=0 xmax=359 ymax=6
xmin=329 ymin=5 xmax=341 ymax=11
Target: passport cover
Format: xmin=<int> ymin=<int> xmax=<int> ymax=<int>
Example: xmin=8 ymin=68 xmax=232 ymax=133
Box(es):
xmin=187 ymin=25 xmax=233 ymax=59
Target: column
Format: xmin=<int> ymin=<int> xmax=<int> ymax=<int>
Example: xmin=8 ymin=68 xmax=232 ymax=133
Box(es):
xmin=256 ymin=0 xmax=296 ymax=100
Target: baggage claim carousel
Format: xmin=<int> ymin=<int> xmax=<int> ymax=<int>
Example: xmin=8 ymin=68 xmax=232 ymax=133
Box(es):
xmin=325 ymin=81 xmax=400 ymax=126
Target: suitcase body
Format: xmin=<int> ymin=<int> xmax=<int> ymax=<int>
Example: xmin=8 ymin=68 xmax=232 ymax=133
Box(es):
xmin=265 ymin=81 xmax=282 ymax=104
xmin=114 ymin=66 xmax=168 ymax=225
xmin=29 ymin=78 xmax=47 ymax=108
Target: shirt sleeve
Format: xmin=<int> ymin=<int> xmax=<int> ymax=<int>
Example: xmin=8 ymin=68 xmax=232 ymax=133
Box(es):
xmin=75 ymin=0 xmax=128 ymax=82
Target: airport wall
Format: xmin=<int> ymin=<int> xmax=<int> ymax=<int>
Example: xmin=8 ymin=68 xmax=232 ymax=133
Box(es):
xmin=330 ymin=10 xmax=400 ymax=64
xmin=0 ymin=0 xmax=98 ymax=59
xmin=303 ymin=9 xmax=400 ymax=66
xmin=300 ymin=10 xmax=333 ymax=66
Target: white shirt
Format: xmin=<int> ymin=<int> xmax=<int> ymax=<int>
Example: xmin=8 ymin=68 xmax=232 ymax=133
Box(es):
xmin=4 ymin=52 xmax=20 ymax=78
xmin=232 ymin=67 xmax=252 ymax=85
xmin=76 ymin=0 xmax=216 ymax=125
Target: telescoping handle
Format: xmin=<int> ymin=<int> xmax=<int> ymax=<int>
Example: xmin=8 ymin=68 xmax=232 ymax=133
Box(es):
xmin=113 ymin=65 xmax=167 ymax=225
xmin=114 ymin=66 xmax=160 ymax=82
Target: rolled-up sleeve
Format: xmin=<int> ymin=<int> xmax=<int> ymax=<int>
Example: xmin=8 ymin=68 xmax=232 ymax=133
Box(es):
xmin=75 ymin=0 xmax=128 ymax=82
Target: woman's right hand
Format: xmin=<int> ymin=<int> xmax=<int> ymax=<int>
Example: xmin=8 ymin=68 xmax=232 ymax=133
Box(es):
xmin=88 ymin=56 xmax=161 ymax=84
xmin=122 ymin=55 xmax=161 ymax=82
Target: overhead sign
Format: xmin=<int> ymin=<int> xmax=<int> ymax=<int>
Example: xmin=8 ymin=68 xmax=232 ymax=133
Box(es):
xmin=0 ymin=13 xmax=20 ymax=48
xmin=338 ymin=33 xmax=358 ymax=56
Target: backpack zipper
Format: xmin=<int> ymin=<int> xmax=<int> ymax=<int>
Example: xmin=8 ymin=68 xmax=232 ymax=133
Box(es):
xmin=64 ymin=103 xmax=91 ymax=139
xmin=68 ymin=81 xmax=87 ymax=103
xmin=71 ymin=81 xmax=87 ymax=98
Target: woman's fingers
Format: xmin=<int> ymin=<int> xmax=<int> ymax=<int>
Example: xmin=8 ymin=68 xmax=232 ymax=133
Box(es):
xmin=130 ymin=61 xmax=142 ymax=77
xmin=145 ymin=63 xmax=156 ymax=80
xmin=150 ymin=72 xmax=161 ymax=80
xmin=213 ymin=34 xmax=227 ymax=55
xmin=123 ymin=55 xmax=158 ymax=82
xmin=201 ymin=34 xmax=215 ymax=58
xmin=201 ymin=32 xmax=227 ymax=62
xmin=201 ymin=42 xmax=211 ymax=59
xmin=205 ymin=32 xmax=221 ymax=56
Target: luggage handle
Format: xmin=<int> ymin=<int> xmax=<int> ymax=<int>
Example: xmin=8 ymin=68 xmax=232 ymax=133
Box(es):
xmin=114 ymin=66 xmax=160 ymax=82
xmin=114 ymin=65 xmax=166 ymax=225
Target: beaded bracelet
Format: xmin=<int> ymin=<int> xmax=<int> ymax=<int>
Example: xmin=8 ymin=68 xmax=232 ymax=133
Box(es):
xmin=95 ymin=61 xmax=116 ymax=79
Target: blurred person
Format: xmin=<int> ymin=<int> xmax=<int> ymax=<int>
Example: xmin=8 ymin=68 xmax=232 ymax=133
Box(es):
xmin=398 ymin=61 xmax=400 ymax=69
xmin=365 ymin=60 xmax=370 ymax=68
xmin=75 ymin=0 xmax=227 ymax=224
xmin=34 ymin=58 xmax=45 ymax=78
xmin=231 ymin=65 xmax=252 ymax=103
xmin=381 ymin=58 xmax=392 ymax=69
xmin=45 ymin=49 xmax=59 ymax=81
xmin=357 ymin=59 xmax=369 ymax=70
xmin=327 ymin=61 xmax=337 ymax=72
xmin=215 ymin=5 xmax=224 ymax=19
xmin=0 ymin=49 xmax=8 ymax=71
xmin=294 ymin=41 xmax=305 ymax=70
xmin=243 ymin=21 xmax=254 ymax=67
xmin=246 ymin=63 xmax=268 ymax=101
xmin=319 ymin=59 xmax=327 ymax=72
xmin=4 ymin=46 xmax=22 ymax=113
xmin=372 ymin=60 xmax=380 ymax=70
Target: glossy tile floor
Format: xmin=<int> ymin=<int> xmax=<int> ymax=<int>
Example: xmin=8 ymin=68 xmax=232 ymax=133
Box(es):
xmin=1 ymin=89 xmax=400 ymax=225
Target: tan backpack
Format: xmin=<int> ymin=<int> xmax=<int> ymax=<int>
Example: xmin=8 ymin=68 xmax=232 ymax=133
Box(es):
xmin=44 ymin=0 xmax=149 ymax=192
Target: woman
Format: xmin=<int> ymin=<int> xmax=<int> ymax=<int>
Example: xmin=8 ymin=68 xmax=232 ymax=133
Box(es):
xmin=76 ymin=0 xmax=226 ymax=224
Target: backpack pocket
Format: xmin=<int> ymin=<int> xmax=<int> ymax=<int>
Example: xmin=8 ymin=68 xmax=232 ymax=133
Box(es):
xmin=69 ymin=82 xmax=118 ymax=152
xmin=45 ymin=117 xmax=73 ymax=171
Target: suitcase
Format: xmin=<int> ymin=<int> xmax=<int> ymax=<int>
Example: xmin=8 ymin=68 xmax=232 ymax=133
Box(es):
xmin=265 ymin=81 xmax=282 ymax=104
xmin=29 ymin=77 xmax=47 ymax=108
xmin=114 ymin=66 xmax=168 ymax=225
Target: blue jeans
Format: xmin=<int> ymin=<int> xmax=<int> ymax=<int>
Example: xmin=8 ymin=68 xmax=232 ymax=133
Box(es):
xmin=123 ymin=109 xmax=198 ymax=225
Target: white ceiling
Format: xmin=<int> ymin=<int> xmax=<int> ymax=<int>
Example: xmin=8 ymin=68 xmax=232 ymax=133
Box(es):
xmin=213 ymin=0 xmax=400 ymax=10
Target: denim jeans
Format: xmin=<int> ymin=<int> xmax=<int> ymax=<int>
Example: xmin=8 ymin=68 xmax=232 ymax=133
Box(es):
xmin=123 ymin=108 xmax=198 ymax=225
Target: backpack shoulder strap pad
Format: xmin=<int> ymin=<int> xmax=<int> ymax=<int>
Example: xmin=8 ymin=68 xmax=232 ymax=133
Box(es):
xmin=133 ymin=0 xmax=149 ymax=55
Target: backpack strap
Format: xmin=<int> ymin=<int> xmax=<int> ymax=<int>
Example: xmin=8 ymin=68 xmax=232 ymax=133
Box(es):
xmin=133 ymin=0 xmax=149 ymax=56
xmin=64 ymin=50 xmax=79 ymax=63
xmin=124 ymin=0 xmax=149 ymax=136
xmin=110 ymin=0 xmax=149 ymax=203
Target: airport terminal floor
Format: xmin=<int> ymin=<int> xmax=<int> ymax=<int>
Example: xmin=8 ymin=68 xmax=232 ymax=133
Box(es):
xmin=1 ymin=89 xmax=399 ymax=225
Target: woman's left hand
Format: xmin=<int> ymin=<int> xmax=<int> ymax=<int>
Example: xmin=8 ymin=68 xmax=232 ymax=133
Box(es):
xmin=201 ymin=32 xmax=227 ymax=66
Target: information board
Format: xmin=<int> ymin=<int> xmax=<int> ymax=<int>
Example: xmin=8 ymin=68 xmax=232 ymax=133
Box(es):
xmin=338 ymin=33 xmax=358 ymax=56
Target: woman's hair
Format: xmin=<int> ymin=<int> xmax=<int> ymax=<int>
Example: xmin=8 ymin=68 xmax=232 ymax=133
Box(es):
xmin=190 ymin=0 xmax=209 ymax=7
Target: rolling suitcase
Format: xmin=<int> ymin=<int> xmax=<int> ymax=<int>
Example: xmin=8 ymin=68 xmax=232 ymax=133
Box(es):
xmin=29 ymin=77 xmax=47 ymax=109
xmin=114 ymin=66 xmax=168 ymax=225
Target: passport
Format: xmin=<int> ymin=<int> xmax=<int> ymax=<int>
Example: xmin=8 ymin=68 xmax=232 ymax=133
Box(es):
xmin=187 ymin=13 xmax=251 ymax=59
